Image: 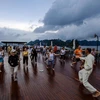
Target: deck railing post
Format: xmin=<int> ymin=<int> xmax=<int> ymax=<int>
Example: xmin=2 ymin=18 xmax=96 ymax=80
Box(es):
xmin=94 ymin=34 xmax=99 ymax=62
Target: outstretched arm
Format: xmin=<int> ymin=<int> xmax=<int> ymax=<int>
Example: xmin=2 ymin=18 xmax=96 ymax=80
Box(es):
xmin=54 ymin=53 xmax=60 ymax=56
xmin=79 ymin=57 xmax=85 ymax=60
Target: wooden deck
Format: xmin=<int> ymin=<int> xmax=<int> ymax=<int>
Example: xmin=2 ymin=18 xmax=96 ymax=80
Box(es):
xmin=0 ymin=53 xmax=100 ymax=100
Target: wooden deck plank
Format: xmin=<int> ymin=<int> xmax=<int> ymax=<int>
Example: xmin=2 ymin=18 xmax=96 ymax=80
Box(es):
xmin=0 ymin=53 xmax=100 ymax=100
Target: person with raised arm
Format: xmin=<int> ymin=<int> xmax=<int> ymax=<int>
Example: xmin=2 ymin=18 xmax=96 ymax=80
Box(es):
xmin=78 ymin=48 xmax=100 ymax=97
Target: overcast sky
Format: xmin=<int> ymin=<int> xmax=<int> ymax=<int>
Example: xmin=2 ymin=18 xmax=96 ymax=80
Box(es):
xmin=0 ymin=0 xmax=100 ymax=42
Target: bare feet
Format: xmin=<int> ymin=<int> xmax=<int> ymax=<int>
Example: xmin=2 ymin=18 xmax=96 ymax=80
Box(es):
xmin=92 ymin=91 xmax=100 ymax=97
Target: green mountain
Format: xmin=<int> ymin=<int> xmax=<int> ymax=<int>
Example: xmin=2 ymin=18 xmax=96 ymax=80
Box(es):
xmin=27 ymin=39 xmax=100 ymax=48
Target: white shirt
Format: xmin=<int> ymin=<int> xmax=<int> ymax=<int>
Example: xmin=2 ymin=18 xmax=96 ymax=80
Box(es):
xmin=43 ymin=47 xmax=46 ymax=52
xmin=61 ymin=49 xmax=65 ymax=55
xmin=80 ymin=54 xmax=94 ymax=70
xmin=48 ymin=53 xmax=54 ymax=60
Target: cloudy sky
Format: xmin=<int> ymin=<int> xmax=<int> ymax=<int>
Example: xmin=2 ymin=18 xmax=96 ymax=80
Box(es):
xmin=0 ymin=0 xmax=100 ymax=42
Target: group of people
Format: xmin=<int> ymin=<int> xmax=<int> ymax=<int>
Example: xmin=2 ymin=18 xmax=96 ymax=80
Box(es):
xmin=42 ymin=46 xmax=66 ymax=70
xmin=7 ymin=45 xmax=66 ymax=81
xmin=70 ymin=46 xmax=97 ymax=67
xmin=0 ymin=45 xmax=38 ymax=81
xmin=70 ymin=46 xmax=100 ymax=97
xmin=0 ymin=44 xmax=100 ymax=97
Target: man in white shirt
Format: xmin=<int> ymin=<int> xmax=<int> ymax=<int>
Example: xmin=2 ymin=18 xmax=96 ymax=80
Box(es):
xmin=60 ymin=47 xmax=66 ymax=62
xmin=43 ymin=46 xmax=46 ymax=56
xmin=78 ymin=48 xmax=100 ymax=97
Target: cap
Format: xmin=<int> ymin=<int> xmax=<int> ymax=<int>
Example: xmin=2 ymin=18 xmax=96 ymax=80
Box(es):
xmin=11 ymin=49 xmax=16 ymax=53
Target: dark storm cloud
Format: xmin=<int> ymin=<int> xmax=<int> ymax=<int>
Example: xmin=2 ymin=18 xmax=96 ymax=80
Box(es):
xmin=34 ymin=0 xmax=100 ymax=33
xmin=44 ymin=0 xmax=100 ymax=25
xmin=39 ymin=16 xmax=100 ymax=40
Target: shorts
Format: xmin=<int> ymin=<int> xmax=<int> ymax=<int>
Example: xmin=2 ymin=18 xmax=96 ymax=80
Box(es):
xmin=48 ymin=60 xmax=55 ymax=65
xmin=11 ymin=66 xmax=18 ymax=74
xmin=0 ymin=58 xmax=3 ymax=63
xmin=60 ymin=55 xmax=65 ymax=60
xmin=48 ymin=60 xmax=55 ymax=68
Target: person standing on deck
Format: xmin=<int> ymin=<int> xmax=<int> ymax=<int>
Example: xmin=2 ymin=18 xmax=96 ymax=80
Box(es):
xmin=91 ymin=48 xmax=96 ymax=57
xmin=16 ymin=46 xmax=20 ymax=58
xmin=60 ymin=47 xmax=66 ymax=63
xmin=43 ymin=45 xmax=46 ymax=56
xmin=70 ymin=46 xmax=82 ymax=67
xmin=53 ymin=45 xmax=58 ymax=60
xmin=54 ymin=45 xmax=57 ymax=53
xmin=7 ymin=45 xmax=12 ymax=56
xmin=16 ymin=46 xmax=21 ymax=65
xmin=30 ymin=46 xmax=37 ymax=65
xmin=22 ymin=48 xmax=28 ymax=71
xmin=91 ymin=48 xmax=97 ymax=66
xmin=8 ymin=49 xmax=19 ymax=81
xmin=0 ymin=47 xmax=4 ymax=72
xmin=78 ymin=48 xmax=100 ymax=97
xmin=47 ymin=49 xmax=59 ymax=70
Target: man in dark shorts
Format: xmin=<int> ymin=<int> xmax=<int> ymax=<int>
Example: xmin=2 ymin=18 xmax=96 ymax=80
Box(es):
xmin=70 ymin=46 xmax=83 ymax=67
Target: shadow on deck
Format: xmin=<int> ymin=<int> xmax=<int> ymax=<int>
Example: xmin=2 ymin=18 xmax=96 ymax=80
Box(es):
xmin=0 ymin=53 xmax=100 ymax=100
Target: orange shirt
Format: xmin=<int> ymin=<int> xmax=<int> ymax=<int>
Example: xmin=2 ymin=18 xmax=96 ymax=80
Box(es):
xmin=54 ymin=46 xmax=57 ymax=53
xmin=74 ymin=49 xmax=82 ymax=57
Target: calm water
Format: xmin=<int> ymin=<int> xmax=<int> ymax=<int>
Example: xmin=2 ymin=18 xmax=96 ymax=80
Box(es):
xmin=81 ymin=46 xmax=100 ymax=50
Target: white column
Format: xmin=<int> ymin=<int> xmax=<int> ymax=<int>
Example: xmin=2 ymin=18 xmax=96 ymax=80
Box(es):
xmin=73 ymin=39 xmax=75 ymax=49
xmin=51 ymin=41 xmax=53 ymax=46
xmin=40 ymin=42 xmax=41 ymax=47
